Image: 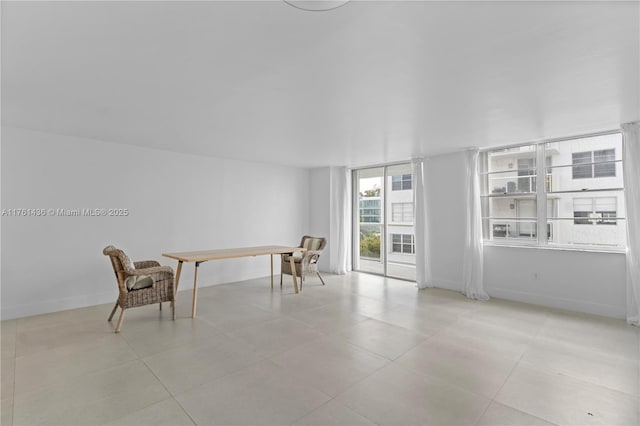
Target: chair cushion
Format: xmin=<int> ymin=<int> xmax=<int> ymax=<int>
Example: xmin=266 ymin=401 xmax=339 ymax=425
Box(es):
xmin=303 ymin=238 xmax=323 ymax=251
xmin=125 ymin=275 xmax=154 ymax=291
xmin=283 ymin=253 xmax=303 ymax=263
xmin=121 ymin=252 xmax=136 ymax=272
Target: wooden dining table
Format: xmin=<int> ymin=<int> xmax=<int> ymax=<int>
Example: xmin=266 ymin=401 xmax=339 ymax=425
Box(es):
xmin=162 ymin=245 xmax=305 ymax=318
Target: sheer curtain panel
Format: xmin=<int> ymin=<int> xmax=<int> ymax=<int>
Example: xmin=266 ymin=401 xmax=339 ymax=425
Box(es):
xmin=412 ymin=158 xmax=433 ymax=288
xmin=463 ymin=149 xmax=489 ymax=300
xmin=329 ymin=166 xmax=351 ymax=274
xmin=622 ymin=122 xmax=640 ymax=326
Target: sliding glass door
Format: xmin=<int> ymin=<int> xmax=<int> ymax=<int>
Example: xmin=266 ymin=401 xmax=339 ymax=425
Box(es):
xmin=353 ymin=163 xmax=416 ymax=281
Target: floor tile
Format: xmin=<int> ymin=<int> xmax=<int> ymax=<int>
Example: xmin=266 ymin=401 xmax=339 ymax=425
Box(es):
xmin=461 ymin=298 xmax=549 ymax=335
xmin=1 ymin=356 xmax=15 ymax=401
xmin=228 ymin=317 xmax=325 ymax=357
xmin=142 ymin=332 xmax=264 ymax=395
xmin=541 ymin=310 xmax=639 ymax=360
xmin=14 ymin=317 xmax=117 ymax=357
xmin=14 ymin=334 xmax=138 ymax=396
xmin=476 ymin=402 xmax=557 ymax=426
xmin=1 ymin=320 xmax=17 ymax=359
xmin=396 ymin=336 xmax=518 ymax=398
xmin=175 ymin=359 xmax=331 ymax=425
xmin=336 ymin=294 xmax=399 ymax=317
xmin=287 ymin=301 xmax=370 ymax=334
xmin=13 ymin=360 xmax=170 ymax=425
xmin=369 ymin=303 xmax=459 ymax=337
xmin=1 ymin=396 xmax=13 ymax=426
xmin=292 ymin=399 xmax=376 ymax=425
xmin=495 ymin=365 xmax=639 ymax=426
xmin=196 ymin=298 xmax=278 ymax=332
xmin=246 ymin=290 xmax=336 ymax=316
xmin=120 ymin=316 xmax=221 ymax=358
xmin=337 ymin=318 xmax=427 ymax=360
xmin=521 ymin=336 xmax=639 ymax=396
xmin=15 ymin=303 xmax=111 ymax=333
xmin=270 ymin=335 xmax=388 ymax=396
xmin=105 ymin=397 xmax=195 ymax=426
xmin=438 ymin=317 xmax=534 ymax=360
xmin=335 ymin=363 xmax=491 ymax=425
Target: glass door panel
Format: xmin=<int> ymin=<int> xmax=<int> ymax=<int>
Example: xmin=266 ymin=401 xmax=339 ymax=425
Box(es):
xmin=354 ymin=167 xmax=385 ymax=275
xmin=385 ymin=163 xmax=416 ymax=281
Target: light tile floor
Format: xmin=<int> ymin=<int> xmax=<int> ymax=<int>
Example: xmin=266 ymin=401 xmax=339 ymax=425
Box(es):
xmin=1 ymin=272 xmax=639 ymax=425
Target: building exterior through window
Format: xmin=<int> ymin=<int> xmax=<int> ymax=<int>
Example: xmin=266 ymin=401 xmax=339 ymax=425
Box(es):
xmin=481 ymin=132 xmax=625 ymax=249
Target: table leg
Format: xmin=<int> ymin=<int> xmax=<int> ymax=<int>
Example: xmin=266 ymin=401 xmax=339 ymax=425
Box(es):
xmin=192 ymin=261 xmax=201 ymax=318
xmin=270 ymin=254 xmax=274 ymax=289
xmin=289 ymin=255 xmax=299 ymax=294
xmin=173 ymin=261 xmax=183 ymax=313
xmin=174 ymin=261 xmax=183 ymax=294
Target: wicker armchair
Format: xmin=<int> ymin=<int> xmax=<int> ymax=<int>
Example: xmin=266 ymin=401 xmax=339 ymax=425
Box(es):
xmin=103 ymin=245 xmax=175 ymax=333
xmin=281 ymin=236 xmax=327 ymax=289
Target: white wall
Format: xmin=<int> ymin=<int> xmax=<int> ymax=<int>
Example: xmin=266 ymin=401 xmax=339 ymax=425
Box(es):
xmin=309 ymin=167 xmax=330 ymax=272
xmin=426 ymin=150 xmax=626 ymax=318
xmin=484 ymin=245 xmax=626 ymax=318
xmin=1 ymin=127 xmax=310 ymax=320
xmin=425 ymin=153 xmax=468 ymax=291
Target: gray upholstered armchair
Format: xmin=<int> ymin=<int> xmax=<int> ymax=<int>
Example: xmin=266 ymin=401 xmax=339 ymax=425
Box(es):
xmin=103 ymin=245 xmax=175 ymax=332
xmin=281 ymin=236 xmax=327 ymax=289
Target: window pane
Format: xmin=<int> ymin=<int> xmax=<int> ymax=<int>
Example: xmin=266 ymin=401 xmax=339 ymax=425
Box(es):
xmin=486 ymin=171 xmax=537 ymax=195
xmin=594 ymin=149 xmax=616 ymax=177
xmin=573 ymin=211 xmax=590 ymax=225
xmin=484 ymin=145 xmax=537 ymax=196
xmin=548 ymin=192 xmax=625 ymax=247
xmin=546 ymin=133 xmax=623 ymax=190
xmin=482 ymin=196 xmax=537 ymax=241
xmin=483 ymin=218 xmax=538 ymax=240
xmin=548 ymin=218 xmax=626 ymax=247
xmin=486 ymin=145 xmax=536 ymax=173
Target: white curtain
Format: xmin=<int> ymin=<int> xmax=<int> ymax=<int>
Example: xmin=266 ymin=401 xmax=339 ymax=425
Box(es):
xmin=463 ymin=149 xmax=489 ymax=300
xmin=329 ymin=166 xmax=351 ymax=274
xmin=622 ymin=122 xmax=640 ymax=326
xmin=412 ymin=158 xmax=433 ymax=288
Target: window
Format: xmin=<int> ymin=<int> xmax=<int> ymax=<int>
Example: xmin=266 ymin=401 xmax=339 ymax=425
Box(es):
xmin=573 ymin=198 xmax=617 ymax=225
xmin=391 ymin=234 xmax=415 ymax=254
xmin=391 ymin=174 xmax=412 ymax=191
xmin=572 ymin=149 xmax=616 ymax=179
xmin=482 ymin=132 xmax=626 ymax=249
xmin=392 ymin=203 xmax=413 ymax=223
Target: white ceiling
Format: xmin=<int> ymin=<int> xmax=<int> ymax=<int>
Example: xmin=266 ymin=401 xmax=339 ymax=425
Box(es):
xmin=2 ymin=1 xmax=639 ymax=168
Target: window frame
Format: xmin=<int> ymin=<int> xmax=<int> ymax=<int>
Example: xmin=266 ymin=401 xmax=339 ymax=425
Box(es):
xmin=481 ymin=130 xmax=626 ymax=252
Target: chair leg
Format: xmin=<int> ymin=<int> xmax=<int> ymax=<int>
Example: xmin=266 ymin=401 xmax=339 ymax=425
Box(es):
xmin=108 ymin=301 xmax=119 ymax=322
xmin=317 ymin=272 xmax=326 ymax=286
xmin=159 ymin=302 xmax=162 ymax=311
xmin=115 ymin=308 xmax=125 ymax=333
xmin=172 ymin=299 xmax=176 ymax=321
xmin=280 ymin=273 xmax=283 ymax=288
